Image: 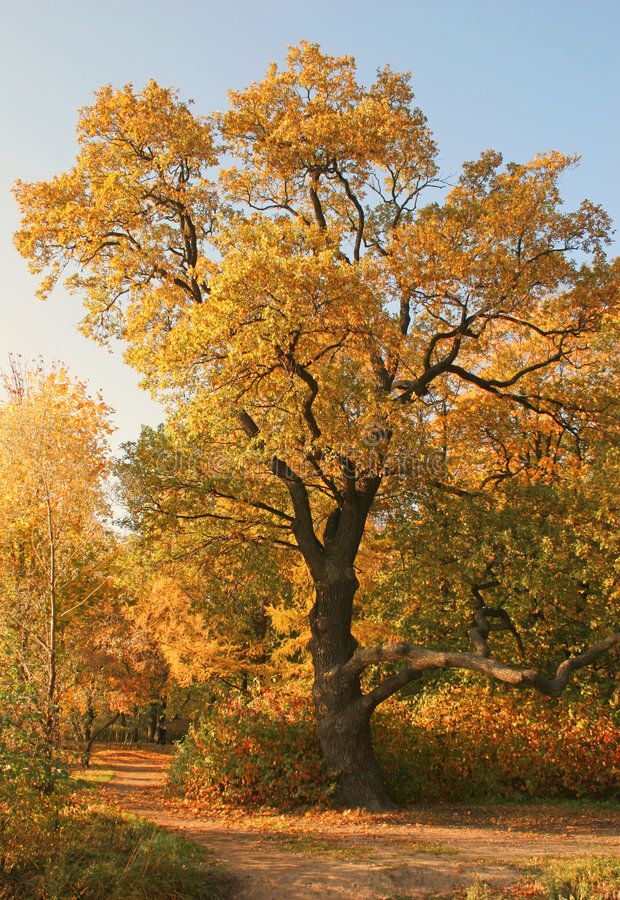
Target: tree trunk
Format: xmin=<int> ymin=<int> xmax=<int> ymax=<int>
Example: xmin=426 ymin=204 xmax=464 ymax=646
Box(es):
xmin=309 ymin=571 xmax=393 ymax=810
xmin=42 ymin=491 xmax=58 ymax=794
xmin=147 ymin=703 xmax=158 ymax=742
xmin=82 ymin=703 xmax=95 ymax=768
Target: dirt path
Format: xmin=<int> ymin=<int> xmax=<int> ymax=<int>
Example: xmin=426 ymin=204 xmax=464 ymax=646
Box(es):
xmin=95 ymin=748 xmax=620 ymax=899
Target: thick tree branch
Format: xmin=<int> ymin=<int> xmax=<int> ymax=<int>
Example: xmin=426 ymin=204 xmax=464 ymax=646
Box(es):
xmin=338 ymin=633 xmax=619 ymax=707
xmin=334 ymin=167 xmax=365 ymax=261
xmin=325 ymin=475 xmax=382 ymax=566
xmin=447 ymin=352 xmax=564 ymax=391
xmin=399 ymin=295 xmax=412 ymax=336
xmin=308 ymin=181 xmax=327 ymax=230
xmin=468 ymin=579 xmax=525 ymax=658
xmin=274 ymin=344 xmax=322 ymax=440
xmin=369 ymin=350 xmax=395 ymax=392
xmin=365 ymin=666 xmax=422 ymax=712
xmin=238 ymin=409 xmax=325 ymax=574
xmin=470 ymin=606 xmax=525 ymax=658
xmin=90 ymin=712 xmax=120 ymax=743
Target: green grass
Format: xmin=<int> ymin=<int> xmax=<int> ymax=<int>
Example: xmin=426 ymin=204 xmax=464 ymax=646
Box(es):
xmin=387 ymin=836 xmax=458 ymax=855
xmin=521 ymin=854 xmax=620 ymax=899
xmin=485 ymin=797 xmax=620 ymax=812
xmin=1 ymin=801 xmax=229 ymax=899
xmin=463 ymin=855 xmax=620 ymax=900
xmin=70 ymin=768 xmax=115 ymax=789
xmin=274 ymin=832 xmax=375 ymax=861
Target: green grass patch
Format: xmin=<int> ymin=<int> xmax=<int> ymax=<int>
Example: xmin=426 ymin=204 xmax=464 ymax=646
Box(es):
xmin=465 ymin=883 xmax=495 ymax=900
xmin=387 ymin=836 xmax=458 ymax=856
xmin=70 ymin=768 xmax=115 ymax=789
xmin=274 ymin=832 xmax=374 ymax=861
xmin=1 ymin=801 xmax=228 ymax=899
xmin=488 ymin=797 xmax=620 ymax=813
xmin=463 ymin=854 xmax=620 ymax=899
xmin=520 ymin=854 xmax=620 ymax=899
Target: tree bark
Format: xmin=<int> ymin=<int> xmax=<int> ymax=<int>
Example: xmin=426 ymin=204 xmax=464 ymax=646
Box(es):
xmin=81 ymin=703 xmax=94 ymax=768
xmin=147 ymin=702 xmax=158 ymax=742
xmin=81 ymin=709 xmax=120 ymax=767
xmin=309 ymin=572 xmax=393 ymax=810
xmin=42 ymin=490 xmax=58 ymax=794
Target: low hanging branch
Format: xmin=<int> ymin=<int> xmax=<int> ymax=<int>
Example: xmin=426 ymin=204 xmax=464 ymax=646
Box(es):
xmin=336 ymin=632 xmax=619 ymax=709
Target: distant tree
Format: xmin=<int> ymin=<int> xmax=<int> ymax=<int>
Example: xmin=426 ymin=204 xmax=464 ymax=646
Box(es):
xmin=116 ymin=426 xmax=296 ymax=693
xmin=0 ymin=364 xmax=112 ymax=786
xmin=65 ymin=591 xmax=168 ymax=766
xmin=14 ymin=43 xmax=619 ymax=808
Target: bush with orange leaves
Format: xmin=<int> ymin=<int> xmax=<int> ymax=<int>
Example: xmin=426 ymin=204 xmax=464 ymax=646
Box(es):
xmin=170 ymin=679 xmax=617 ymax=809
xmin=169 ymin=690 xmax=331 ymax=808
xmin=375 ymin=679 xmax=619 ymax=803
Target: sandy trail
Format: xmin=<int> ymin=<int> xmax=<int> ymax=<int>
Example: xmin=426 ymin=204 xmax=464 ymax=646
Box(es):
xmin=96 ymin=748 xmax=620 ymax=899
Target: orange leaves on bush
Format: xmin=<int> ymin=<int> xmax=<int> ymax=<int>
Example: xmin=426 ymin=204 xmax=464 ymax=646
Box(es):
xmin=374 ymin=683 xmax=619 ymax=803
xmin=169 ymin=690 xmax=330 ymax=808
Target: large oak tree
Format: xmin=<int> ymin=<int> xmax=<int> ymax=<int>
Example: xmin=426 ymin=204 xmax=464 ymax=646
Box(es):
xmin=15 ymin=43 xmax=619 ymax=808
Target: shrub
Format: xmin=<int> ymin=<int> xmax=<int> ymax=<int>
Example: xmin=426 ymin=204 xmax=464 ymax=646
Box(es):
xmin=0 ymin=679 xmax=68 ymax=876
xmin=170 ymin=681 xmax=618 ymax=810
xmin=374 ymin=680 xmax=619 ymax=804
xmin=169 ymin=690 xmax=330 ymax=808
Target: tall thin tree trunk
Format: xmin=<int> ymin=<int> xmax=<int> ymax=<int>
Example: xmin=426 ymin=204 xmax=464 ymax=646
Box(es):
xmin=43 ymin=490 xmax=58 ymax=793
xmin=82 ymin=702 xmax=94 ymax=768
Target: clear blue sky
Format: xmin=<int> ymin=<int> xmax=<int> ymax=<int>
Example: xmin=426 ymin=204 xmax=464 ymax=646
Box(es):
xmin=1 ymin=0 xmax=618 ymax=449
